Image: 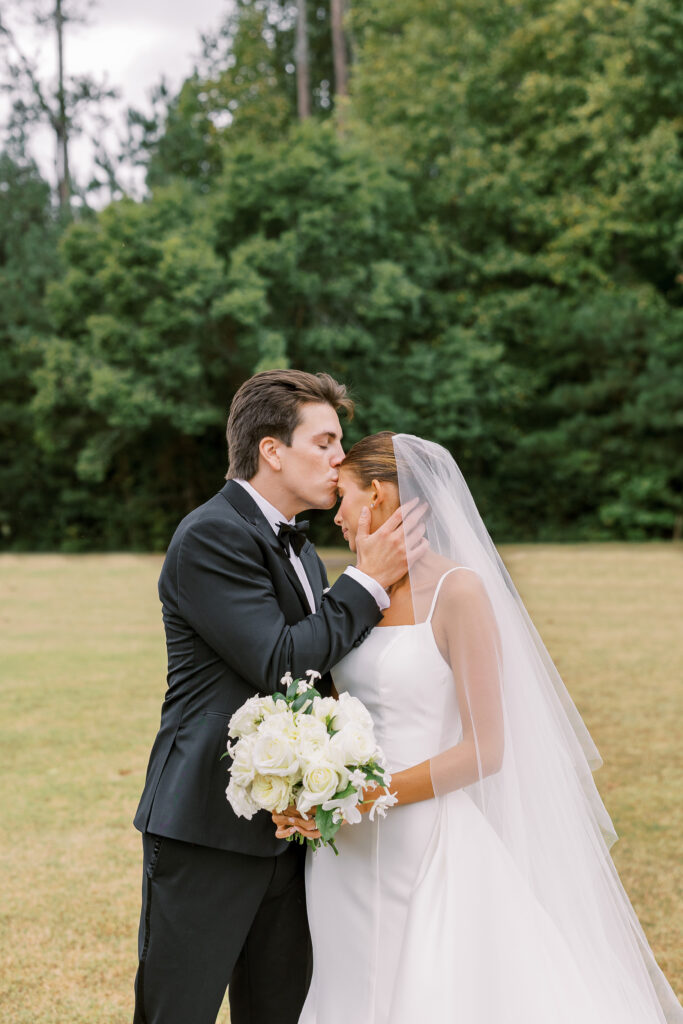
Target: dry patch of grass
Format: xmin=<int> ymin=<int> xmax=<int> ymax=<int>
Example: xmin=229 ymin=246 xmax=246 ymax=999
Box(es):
xmin=0 ymin=546 xmax=681 ymax=1022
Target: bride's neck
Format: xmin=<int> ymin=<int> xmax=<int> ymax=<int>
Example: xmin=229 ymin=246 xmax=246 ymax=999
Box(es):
xmin=387 ymin=574 xmax=410 ymax=599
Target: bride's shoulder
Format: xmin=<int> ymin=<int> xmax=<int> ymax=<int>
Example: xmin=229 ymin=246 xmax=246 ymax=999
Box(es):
xmin=436 ymin=564 xmax=487 ymax=607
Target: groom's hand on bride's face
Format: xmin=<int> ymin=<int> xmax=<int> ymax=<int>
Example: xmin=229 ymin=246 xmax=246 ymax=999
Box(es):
xmin=355 ymin=497 xmax=429 ymax=590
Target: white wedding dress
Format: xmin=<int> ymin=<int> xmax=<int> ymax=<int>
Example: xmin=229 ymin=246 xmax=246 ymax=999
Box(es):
xmin=299 ymin=570 xmax=675 ymax=1024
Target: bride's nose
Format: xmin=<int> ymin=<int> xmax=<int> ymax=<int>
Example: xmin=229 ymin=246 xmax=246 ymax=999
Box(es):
xmin=334 ymin=507 xmax=343 ymax=526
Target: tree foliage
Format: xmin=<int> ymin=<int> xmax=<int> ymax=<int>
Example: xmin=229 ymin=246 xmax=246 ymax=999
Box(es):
xmin=2 ymin=0 xmax=682 ymax=548
xmin=0 ymin=154 xmax=61 ymax=544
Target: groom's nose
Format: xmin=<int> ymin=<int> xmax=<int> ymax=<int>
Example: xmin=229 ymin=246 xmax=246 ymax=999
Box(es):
xmin=330 ymin=441 xmax=345 ymax=467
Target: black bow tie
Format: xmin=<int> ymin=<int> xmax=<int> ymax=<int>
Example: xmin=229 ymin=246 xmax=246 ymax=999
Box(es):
xmin=276 ymin=520 xmax=310 ymax=557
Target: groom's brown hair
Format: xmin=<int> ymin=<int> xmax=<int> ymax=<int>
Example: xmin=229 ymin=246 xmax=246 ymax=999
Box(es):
xmin=226 ymin=369 xmax=354 ymax=481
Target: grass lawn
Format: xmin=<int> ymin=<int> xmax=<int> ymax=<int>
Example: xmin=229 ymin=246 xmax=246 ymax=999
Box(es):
xmin=0 ymin=545 xmax=681 ymax=1022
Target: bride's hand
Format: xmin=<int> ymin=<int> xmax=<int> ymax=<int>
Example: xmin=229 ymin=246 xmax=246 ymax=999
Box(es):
xmin=272 ymin=805 xmax=322 ymax=840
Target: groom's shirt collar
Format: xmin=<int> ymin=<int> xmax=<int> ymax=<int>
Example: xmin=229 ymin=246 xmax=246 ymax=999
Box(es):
xmin=234 ymin=479 xmax=317 ymax=615
xmin=233 ymin=479 xmax=296 ymax=533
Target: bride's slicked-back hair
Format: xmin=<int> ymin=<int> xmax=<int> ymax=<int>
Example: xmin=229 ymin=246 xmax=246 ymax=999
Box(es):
xmin=341 ymin=431 xmax=398 ymax=488
xmin=226 ymin=369 xmax=353 ymax=480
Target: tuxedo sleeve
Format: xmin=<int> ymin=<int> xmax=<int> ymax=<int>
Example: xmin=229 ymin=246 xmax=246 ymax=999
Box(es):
xmin=176 ymin=517 xmax=381 ymax=693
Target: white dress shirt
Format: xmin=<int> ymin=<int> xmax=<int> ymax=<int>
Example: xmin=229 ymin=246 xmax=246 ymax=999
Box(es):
xmin=234 ymin=480 xmax=389 ymax=614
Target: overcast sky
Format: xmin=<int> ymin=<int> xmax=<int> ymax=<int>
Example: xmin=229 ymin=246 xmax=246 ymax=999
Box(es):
xmin=2 ymin=0 xmax=234 ymax=196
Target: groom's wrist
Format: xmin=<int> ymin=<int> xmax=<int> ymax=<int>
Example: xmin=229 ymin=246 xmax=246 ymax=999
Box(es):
xmin=343 ymin=567 xmax=390 ymax=611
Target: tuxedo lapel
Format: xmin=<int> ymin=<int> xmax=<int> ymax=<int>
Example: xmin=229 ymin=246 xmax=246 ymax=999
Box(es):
xmin=220 ymin=481 xmax=313 ymax=616
xmin=299 ymin=542 xmax=324 ymax=609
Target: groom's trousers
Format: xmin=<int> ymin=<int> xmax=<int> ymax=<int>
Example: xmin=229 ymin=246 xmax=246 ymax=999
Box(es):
xmin=133 ymin=832 xmax=312 ymax=1024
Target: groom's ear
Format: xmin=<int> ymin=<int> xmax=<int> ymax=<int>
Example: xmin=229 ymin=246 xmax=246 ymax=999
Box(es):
xmin=258 ymin=436 xmax=282 ymax=472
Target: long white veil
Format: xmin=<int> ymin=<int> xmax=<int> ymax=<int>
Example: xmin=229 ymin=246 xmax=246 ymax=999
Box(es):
xmin=394 ymin=433 xmax=682 ymax=1023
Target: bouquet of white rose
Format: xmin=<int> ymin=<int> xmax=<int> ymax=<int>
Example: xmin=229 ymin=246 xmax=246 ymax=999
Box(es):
xmin=224 ymin=670 xmax=397 ymax=853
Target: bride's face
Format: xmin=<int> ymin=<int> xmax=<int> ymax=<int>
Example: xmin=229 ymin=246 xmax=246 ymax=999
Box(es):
xmin=334 ymin=467 xmax=399 ymax=552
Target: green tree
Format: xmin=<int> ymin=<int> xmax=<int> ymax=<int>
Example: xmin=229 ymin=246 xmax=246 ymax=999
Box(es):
xmin=206 ymin=122 xmax=517 ymax=531
xmin=0 ymin=153 xmax=61 ymax=548
xmin=9 ymin=0 xmax=683 ymax=548
xmin=128 ymin=0 xmax=339 ymax=190
xmin=30 ymin=183 xmax=249 ymax=548
xmin=346 ymin=0 xmax=683 ymax=537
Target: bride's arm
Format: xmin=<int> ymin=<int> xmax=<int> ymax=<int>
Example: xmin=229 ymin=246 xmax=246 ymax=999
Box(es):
xmin=367 ymin=570 xmax=505 ymax=809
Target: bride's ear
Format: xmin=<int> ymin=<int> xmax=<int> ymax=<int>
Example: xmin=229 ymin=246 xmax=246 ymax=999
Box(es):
xmin=371 ymin=478 xmax=400 ymax=515
xmin=371 ymin=479 xmax=388 ymax=509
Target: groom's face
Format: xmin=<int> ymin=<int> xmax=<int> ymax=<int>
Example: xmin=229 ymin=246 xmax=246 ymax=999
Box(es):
xmin=277 ymin=402 xmax=345 ymax=511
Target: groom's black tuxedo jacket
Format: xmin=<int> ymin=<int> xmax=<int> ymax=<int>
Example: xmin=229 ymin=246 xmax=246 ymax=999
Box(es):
xmin=134 ymin=480 xmax=382 ymax=856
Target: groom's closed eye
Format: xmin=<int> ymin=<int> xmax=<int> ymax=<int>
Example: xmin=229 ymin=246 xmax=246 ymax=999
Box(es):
xmin=313 ymin=431 xmax=342 ymax=446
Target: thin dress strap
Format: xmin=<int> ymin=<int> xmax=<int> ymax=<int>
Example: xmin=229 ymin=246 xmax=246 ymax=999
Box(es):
xmin=425 ymin=567 xmax=466 ymax=623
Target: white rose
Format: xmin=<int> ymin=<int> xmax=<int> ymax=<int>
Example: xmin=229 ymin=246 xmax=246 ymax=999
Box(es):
xmin=251 ymin=774 xmax=293 ymax=813
xmin=310 ymin=696 xmax=338 ymax=726
xmin=251 ymin=730 xmax=300 ymax=779
xmin=330 ymin=722 xmax=377 ymax=766
xmin=259 ymin=695 xmax=289 ymax=719
xmin=373 ymin=747 xmax=387 ymax=769
xmin=331 ymin=692 xmax=375 ymax=733
xmin=297 ymin=759 xmax=343 ymax=815
xmin=294 ymin=715 xmax=331 ymax=765
xmin=228 ymin=695 xmax=266 ymax=739
xmin=229 ymin=734 xmax=257 ymax=788
xmin=226 ymin=778 xmax=259 ymax=820
xmin=261 ymin=709 xmax=299 ymax=744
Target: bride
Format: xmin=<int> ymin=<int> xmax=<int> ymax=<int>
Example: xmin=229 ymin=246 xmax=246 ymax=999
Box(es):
xmin=275 ymin=431 xmax=682 ymax=1024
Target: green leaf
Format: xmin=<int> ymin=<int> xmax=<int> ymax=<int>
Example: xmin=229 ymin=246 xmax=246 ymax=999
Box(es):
xmin=286 ymin=677 xmax=301 ymax=700
xmin=332 ymin=782 xmax=356 ymax=800
xmin=315 ymin=806 xmax=341 ymax=844
xmin=291 ymin=691 xmax=314 ymax=713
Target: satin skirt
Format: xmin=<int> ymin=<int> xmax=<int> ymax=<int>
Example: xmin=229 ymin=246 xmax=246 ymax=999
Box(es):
xmin=299 ymin=789 xmax=658 ymax=1024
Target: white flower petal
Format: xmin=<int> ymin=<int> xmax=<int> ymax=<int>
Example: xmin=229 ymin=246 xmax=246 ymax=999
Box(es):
xmin=368 ymin=791 xmax=399 ymax=821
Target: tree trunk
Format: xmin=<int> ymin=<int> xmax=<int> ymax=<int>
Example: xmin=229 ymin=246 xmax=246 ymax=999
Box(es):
xmin=330 ymin=0 xmax=348 ymax=98
xmin=296 ymin=0 xmax=311 ymax=120
xmin=55 ymin=0 xmax=70 ymax=212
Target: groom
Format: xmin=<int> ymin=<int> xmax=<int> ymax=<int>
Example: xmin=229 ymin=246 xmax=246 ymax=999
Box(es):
xmin=132 ymin=369 xmax=421 ymax=1024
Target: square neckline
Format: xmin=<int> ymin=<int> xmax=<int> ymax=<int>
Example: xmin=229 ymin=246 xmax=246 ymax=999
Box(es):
xmin=374 ymin=568 xmax=465 ymax=629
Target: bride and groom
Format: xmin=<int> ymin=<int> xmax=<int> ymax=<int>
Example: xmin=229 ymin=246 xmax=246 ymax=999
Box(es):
xmin=132 ymin=369 xmax=682 ymax=1024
